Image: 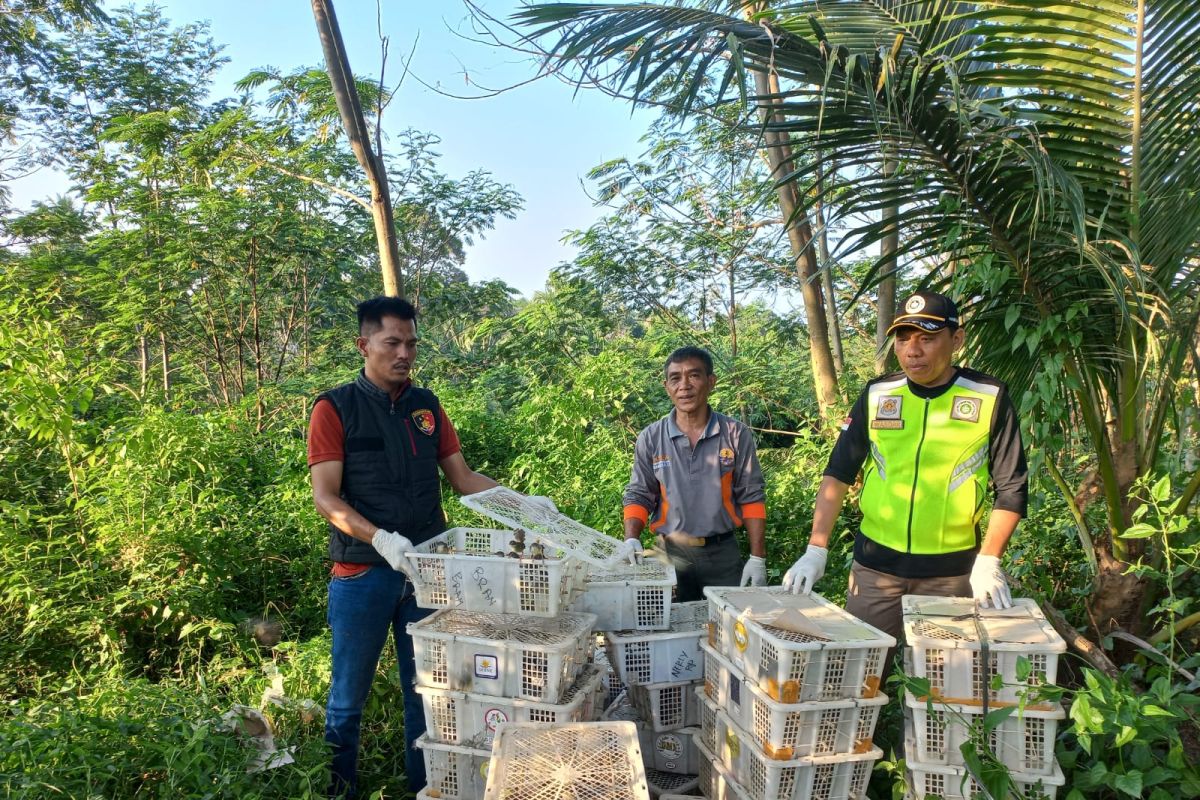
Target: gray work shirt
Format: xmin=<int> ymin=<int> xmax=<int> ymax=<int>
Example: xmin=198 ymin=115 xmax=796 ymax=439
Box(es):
xmin=623 ymin=409 xmax=766 ymax=537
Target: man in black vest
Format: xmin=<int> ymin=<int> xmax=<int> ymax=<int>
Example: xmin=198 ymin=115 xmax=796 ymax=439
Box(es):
xmin=309 ymin=297 xmax=526 ymax=797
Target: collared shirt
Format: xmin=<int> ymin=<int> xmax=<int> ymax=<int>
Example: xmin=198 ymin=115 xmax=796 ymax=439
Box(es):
xmin=623 ymin=408 xmax=766 ymax=537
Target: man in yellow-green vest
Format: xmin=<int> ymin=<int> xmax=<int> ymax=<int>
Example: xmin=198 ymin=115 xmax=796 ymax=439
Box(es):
xmin=782 ymin=291 xmax=1027 ymax=642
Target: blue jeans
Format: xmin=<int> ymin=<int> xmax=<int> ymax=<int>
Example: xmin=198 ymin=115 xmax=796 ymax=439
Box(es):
xmin=326 ymin=565 xmax=433 ymax=798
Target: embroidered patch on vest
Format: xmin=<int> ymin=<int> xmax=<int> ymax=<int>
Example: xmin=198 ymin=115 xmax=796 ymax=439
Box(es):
xmin=411 ymin=409 xmax=435 ymax=435
xmin=950 ymin=397 xmax=981 ymax=423
xmin=871 ymin=419 xmax=905 ymax=429
xmin=719 ymin=447 xmax=734 ymax=467
xmin=876 ymin=395 xmax=903 ymax=419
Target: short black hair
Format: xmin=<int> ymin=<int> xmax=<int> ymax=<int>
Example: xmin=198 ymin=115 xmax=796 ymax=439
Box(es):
xmin=664 ymin=346 xmax=714 ymax=377
xmin=357 ymin=296 xmax=417 ymax=335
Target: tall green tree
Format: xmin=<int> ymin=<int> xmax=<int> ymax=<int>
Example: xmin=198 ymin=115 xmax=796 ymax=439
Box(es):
xmin=519 ymin=0 xmax=1200 ymax=640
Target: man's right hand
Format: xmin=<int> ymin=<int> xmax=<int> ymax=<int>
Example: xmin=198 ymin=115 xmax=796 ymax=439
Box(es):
xmin=611 ymin=537 xmax=643 ymax=566
xmin=371 ymin=529 xmax=416 ymax=577
xmin=782 ymin=545 xmax=828 ymax=595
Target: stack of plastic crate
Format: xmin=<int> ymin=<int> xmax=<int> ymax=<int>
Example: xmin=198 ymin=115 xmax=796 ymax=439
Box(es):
xmin=411 ymin=609 xmax=603 ymax=800
xmin=901 ymin=595 xmax=1068 ymax=799
xmin=599 ymin=600 xmax=709 ymax=796
xmin=697 ymin=586 xmax=894 ymax=800
xmin=405 ymin=487 xmax=628 ymax=800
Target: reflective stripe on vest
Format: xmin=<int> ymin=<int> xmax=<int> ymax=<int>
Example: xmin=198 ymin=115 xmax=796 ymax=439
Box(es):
xmin=858 ymin=375 xmax=998 ymax=554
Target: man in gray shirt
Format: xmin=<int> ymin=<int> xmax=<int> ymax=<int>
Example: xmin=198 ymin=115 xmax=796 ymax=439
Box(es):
xmin=617 ymin=347 xmax=768 ymax=601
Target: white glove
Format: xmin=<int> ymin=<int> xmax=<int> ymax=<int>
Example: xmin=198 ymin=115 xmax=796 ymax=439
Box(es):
xmin=740 ymin=555 xmax=767 ymax=587
xmin=371 ymin=529 xmax=415 ymax=578
xmin=526 ymin=495 xmax=558 ymax=514
xmin=782 ymin=545 xmax=828 ymax=595
xmin=969 ymin=554 xmax=1013 ymax=609
xmin=611 ymin=537 xmax=643 ymax=565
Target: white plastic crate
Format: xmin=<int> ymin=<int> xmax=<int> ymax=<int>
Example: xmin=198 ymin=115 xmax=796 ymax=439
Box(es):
xmin=592 ymin=637 xmax=625 ymax=710
xmin=704 ymin=586 xmax=895 ymax=702
xmin=645 ymin=766 xmax=699 ymax=797
xmin=605 ymin=600 xmax=707 ymax=685
xmin=482 ymin=721 xmax=650 ymax=800
xmin=415 ymin=733 xmax=491 ymax=800
xmin=407 ymin=527 xmax=584 ymax=617
xmin=410 ymin=608 xmax=596 ymax=702
xmin=696 ymin=746 xmax=753 ymax=800
xmin=701 ymin=643 xmax=887 ymax=760
xmin=418 ymin=664 xmax=603 ymax=746
xmin=696 ymin=734 xmax=878 ymax=800
xmin=906 ymin=746 xmax=1065 ymax=800
xmin=575 ymin=559 xmax=676 ymax=631
xmin=461 ymin=486 xmax=622 ymax=567
xmin=600 ymin=694 xmax=704 ymax=777
xmin=905 ymin=691 xmax=1063 ymax=776
xmin=628 ymin=678 xmax=702 ymax=732
xmin=902 ymin=596 xmax=1066 ymax=708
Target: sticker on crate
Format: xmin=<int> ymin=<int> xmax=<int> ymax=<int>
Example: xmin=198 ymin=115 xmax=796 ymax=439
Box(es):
xmin=406 ymin=527 xmax=585 ymax=616
xmin=575 ymin=559 xmax=676 ymax=631
xmin=901 ymin=595 xmax=1066 ymax=708
xmin=482 ymin=721 xmax=651 ymax=800
xmin=410 ymin=609 xmax=596 ymax=702
xmin=700 ymin=644 xmax=888 ymax=760
xmin=474 ymin=654 xmax=498 ymax=680
xmin=704 ymin=586 xmax=895 ymax=703
xmin=604 ymin=600 xmax=707 ymax=684
xmin=460 ymin=486 xmax=622 ymax=567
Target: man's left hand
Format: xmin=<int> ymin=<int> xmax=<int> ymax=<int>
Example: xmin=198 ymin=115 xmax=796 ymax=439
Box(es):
xmin=527 ymin=495 xmax=558 ymax=514
xmin=740 ymin=555 xmax=767 ymax=587
xmin=969 ymin=554 xmax=1013 ymax=609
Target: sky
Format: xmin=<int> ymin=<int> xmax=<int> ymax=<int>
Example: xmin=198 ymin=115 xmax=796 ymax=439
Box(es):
xmin=13 ymin=0 xmax=656 ymax=298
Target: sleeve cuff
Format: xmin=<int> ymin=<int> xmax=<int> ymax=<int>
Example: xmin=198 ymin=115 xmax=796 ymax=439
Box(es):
xmin=623 ymin=504 xmax=649 ymax=523
xmin=741 ymin=502 xmax=766 ymax=520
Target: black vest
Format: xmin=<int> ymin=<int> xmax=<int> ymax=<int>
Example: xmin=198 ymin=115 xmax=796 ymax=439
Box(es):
xmin=318 ymin=372 xmax=447 ymax=563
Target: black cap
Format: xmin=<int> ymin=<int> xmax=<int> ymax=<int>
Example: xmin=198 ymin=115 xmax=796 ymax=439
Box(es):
xmin=886 ymin=291 xmax=960 ymax=335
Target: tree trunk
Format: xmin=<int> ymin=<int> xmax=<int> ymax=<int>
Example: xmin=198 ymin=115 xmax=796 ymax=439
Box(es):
xmin=750 ymin=66 xmax=839 ymax=421
xmin=138 ymin=330 xmax=149 ymax=397
xmin=815 ymin=156 xmax=844 ymax=373
xmin=159 ymin=328 xmax=171 ymax=400
xmin=876 ymin=155 xmax=899 ymax=373
xmin=311 ymin=0 xmax=404 ymax=297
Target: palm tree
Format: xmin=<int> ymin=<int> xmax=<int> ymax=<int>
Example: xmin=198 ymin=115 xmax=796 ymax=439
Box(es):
xmin=517 ymin=0 xmax=1200 ymax=641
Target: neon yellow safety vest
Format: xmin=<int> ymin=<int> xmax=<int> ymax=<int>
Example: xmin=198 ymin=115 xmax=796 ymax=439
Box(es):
xmin=858 ymin=374 xmax=999 ymax=555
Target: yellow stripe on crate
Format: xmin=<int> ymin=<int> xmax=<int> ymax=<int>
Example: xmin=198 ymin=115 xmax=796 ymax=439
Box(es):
xmin=910 ymin=692 xmax=1059 ymax=712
